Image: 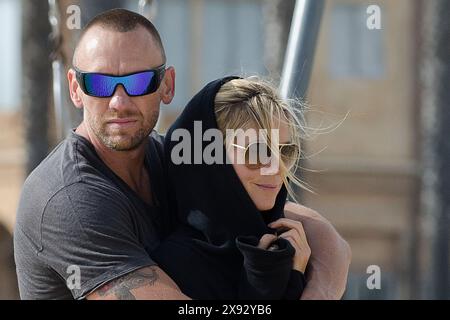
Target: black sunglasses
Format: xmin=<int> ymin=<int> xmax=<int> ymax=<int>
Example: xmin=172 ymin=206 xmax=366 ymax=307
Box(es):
xmin=74 ymin=64 xmax=166 ymax=98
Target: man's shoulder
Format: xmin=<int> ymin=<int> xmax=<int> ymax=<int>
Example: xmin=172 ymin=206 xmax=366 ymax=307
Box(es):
xmin=16 ymin=179 xmax=132 ymax=251
xmin=43 ymin=181 xmax=130 ymax=222
xmin=21 ymin=134 xmax=85 ymax=193
xmin=16 ymin=139 xmax=74 ymax=226
xmin=18 ymin=132 xmax=119 ymax=215
xmin=17 ymin=179 xmax=118 ymax=220
xmin=16 ymin=134 xmax=127 ymax=238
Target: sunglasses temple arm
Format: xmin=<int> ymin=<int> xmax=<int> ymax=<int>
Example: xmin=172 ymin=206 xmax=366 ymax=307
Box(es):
xmin=230 ymin=143 xmax=247 ymax=150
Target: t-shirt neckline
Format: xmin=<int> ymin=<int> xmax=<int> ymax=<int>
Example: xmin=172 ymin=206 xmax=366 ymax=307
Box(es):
xmin=69 ymin=129 xmax=160 ymax=209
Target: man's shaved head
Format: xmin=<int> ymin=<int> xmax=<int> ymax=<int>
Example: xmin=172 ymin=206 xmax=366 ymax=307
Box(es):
xmin=73 ymin=8 xmax=165 ymax=67
xmin=68 ymin=8 xmax=174 ymax=152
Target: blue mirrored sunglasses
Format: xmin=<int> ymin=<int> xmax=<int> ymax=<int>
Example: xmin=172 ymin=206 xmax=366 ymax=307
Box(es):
xmin=74 ymin=64 xmax=166 ymax=98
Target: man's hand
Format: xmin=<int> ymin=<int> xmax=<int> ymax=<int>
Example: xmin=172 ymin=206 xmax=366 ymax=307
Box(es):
xmin=284 ymin=201 xmax=352 ymax=300
xmin=86 ymin=266 xmax=190 ymax=300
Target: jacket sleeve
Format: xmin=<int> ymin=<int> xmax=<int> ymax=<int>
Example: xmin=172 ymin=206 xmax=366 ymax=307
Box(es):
xmin=235 ymin=236 xmax=305 ymax=300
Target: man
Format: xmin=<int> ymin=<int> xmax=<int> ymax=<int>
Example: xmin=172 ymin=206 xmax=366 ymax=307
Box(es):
xmin=14 ymin=8 xmax=350 ymax=300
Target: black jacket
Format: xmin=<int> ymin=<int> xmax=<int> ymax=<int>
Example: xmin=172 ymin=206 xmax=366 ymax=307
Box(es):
xmin=151 ymin=77 xmax=305 ymax=299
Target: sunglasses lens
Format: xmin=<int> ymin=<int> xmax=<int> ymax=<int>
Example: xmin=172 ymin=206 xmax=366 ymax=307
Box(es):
xmin=246 ymin=142 xmax=271 ymax=169
xmin=243 ymin=142 xmax=299 ymax=170
xmin=82 ymin=70 xmax=160 ymax=97
xmin=281 ymin=144 xmax=299 ymax=169
xmin=84 ymin=73 xmax=116 ymax=97
xmin=122 ymin=71 xmax=155 ymax=96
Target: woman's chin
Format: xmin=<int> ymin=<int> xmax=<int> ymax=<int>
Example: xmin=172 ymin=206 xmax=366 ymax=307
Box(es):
xmin=250 ymin=186 xmax=282 ymax=211
xmin=253 ymin=198 xmax=277 ymax=211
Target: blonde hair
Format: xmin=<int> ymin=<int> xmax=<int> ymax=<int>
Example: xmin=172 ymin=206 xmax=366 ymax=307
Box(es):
xmin=214 ymin=77 xmax=312 ymax=202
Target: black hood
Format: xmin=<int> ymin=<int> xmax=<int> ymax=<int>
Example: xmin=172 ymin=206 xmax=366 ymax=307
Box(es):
xmin=164 ymin=76 xmax=287 ymax=245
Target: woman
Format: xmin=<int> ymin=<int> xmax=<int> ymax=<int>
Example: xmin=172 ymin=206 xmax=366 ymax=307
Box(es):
xmin=152 ymin=76 xmax=311 ymax=299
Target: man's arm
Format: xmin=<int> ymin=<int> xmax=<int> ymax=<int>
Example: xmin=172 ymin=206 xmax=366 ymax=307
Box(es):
xmin=87 ymin=266 xmax=190 ymax=300
xmin=284 ymin=201 xmax=352 ymax=300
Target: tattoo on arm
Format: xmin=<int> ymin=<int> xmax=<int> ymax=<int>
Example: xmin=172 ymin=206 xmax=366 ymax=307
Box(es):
xmin=96 ymin=267 xmax=159 ymax=300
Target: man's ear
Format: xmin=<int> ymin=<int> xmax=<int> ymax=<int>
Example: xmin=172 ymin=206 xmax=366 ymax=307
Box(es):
xmin=160 ymin=66 xmax=175 ymax=105
xmin=67 ymin=69 xmax=83 ymax=109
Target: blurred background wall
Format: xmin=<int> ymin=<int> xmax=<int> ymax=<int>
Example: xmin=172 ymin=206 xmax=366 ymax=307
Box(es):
xmin=0 ymin=0 xmax=448 ymax=299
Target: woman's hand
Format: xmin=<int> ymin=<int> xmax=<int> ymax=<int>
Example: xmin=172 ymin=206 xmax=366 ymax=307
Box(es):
xmin=284 ymin=202 xmax=352 ymax=300
xmin=268 ymin=218 xmax=311 ymax=273
xmin=257 ymin=234 xmax=278 ymax=250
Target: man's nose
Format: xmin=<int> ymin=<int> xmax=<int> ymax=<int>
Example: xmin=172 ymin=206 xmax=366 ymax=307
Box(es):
xmin=108 ymin=85 xmax=133 ymax=110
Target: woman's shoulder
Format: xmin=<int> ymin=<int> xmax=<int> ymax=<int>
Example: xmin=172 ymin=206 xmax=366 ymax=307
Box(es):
xmin=283 ymin=201 xmax=352 ymax=264
xmin=283 ymin=201 xmax=327 ymax=223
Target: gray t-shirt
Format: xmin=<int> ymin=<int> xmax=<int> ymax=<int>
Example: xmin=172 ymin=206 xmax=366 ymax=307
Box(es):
xmin=14 ymin=130 xmax=170 ymax=299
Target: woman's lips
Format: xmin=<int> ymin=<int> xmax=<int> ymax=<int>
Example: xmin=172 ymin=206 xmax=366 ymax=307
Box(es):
xmin=254 ymin=183 xmax=279 ymax=190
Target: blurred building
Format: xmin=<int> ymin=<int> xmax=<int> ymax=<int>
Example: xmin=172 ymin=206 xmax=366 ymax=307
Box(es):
xmin=304 ymin=0 xmax=419 ymax=299
xmin=0 ymin=0 xmax=22 ymax=299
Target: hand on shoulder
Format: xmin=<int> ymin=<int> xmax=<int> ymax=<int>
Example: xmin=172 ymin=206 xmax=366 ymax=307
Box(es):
xmin=283 ymin=201 xmax=352 ymax=300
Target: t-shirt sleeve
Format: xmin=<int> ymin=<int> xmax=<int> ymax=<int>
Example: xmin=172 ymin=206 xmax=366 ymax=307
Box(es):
xmin=39 ymin=182 xmax=156 ymax=299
